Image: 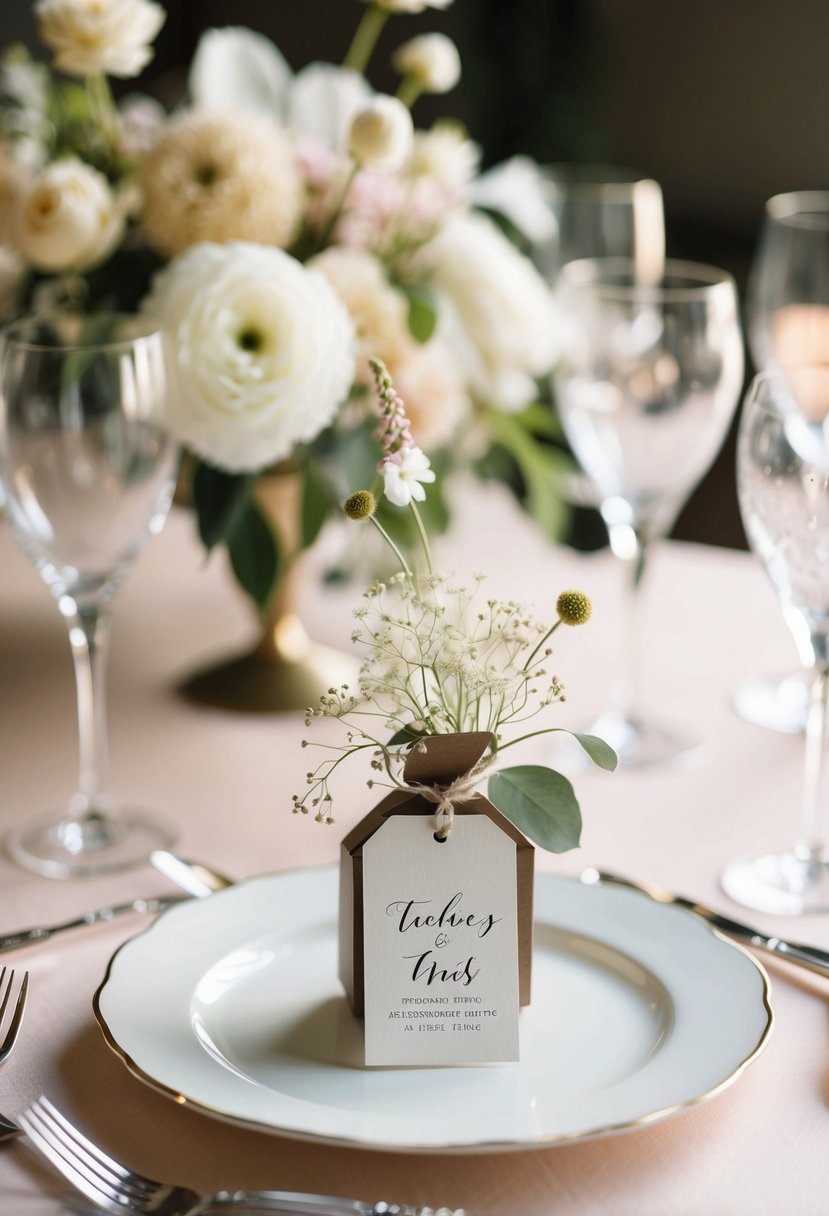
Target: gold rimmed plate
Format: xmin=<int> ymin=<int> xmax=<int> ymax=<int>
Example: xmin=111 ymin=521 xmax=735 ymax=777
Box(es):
xmin=93 ymin=867 xmax=772 ymax=1152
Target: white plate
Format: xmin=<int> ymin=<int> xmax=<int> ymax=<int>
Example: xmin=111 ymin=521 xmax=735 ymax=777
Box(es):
xmin=94 ymin=867 xmax=772 ymax=1152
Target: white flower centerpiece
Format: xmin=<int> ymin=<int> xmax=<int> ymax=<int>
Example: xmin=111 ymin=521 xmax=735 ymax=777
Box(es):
xmin=0 ymin=0 xmax=571 ymax=708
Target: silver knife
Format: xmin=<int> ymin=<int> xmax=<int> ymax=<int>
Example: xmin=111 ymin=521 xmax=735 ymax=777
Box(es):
xmin=0 ymin=895 xmax=186 ymax=955
xmin=584 ymin=868 xmax=829 ymax=979
xmin=149 ymin=850 xmax=235 ymax=896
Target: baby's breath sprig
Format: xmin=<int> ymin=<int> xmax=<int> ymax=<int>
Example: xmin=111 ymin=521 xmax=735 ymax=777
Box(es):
xmin=291 ymin=364 xmax=617 ymax=850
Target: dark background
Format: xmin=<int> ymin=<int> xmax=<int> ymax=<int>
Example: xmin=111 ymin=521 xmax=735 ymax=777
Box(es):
xmin=5 ymin=0 xmax=829 ymax=549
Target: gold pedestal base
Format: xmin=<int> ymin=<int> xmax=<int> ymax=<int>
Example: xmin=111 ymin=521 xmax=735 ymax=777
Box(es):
xmin=180 ymin=614 xmax=359 ymax=714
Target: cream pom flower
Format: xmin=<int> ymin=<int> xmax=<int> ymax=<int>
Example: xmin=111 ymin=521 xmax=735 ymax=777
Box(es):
xmin=407 ymin=124 xmax=479 ymax=202
xmin=12 ymin=157 xmax=124 ymax=272
xmin=34 ymin=0 xmax=165 ymax=79
xmin=307 ymin=246 xmax=411 ymax=384
xmin=142 ymin=241 xmax=356 ymax=473
xmin=393 ymin=34 xmax=461 ymax=94
xmin=392 ymin=341 xmax=470 ymax=452
xmin=139 ymin=109 xmax=303 ymax=258
xmin=427 ymin=212 xmax=559 ymax=411
xmin=348 ymin=96 xmax=413 ymax=172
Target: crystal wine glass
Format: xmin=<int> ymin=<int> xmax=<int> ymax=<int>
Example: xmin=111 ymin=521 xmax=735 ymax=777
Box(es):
xmin=735 ymin=191 xmax=829 ymax=734
xmin=536 ymin=165 xmax=665 ymax=285
xmin=0 ymin=312 xmax=178 ymax=877
xmin=535 ymin=167 xmax=666 ymax=520
xmin=555 ymin=258 xmax=745 ymax=765
xmin=722 ymin=366 xmax=829 ymax=914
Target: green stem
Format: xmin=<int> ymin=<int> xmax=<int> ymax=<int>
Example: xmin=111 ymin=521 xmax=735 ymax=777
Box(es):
xmin=315 ymin=162 xmax=359 ymax=252
xmin=495 ymin=726 xmax=568 ymax=753
xmin=396 ymin=75 xmax=424 ymax=109
xmin=409 ymin=500 xmax=433 ymax=574
xmin=343 ymin=4 xmax=389 ymax=73
xmin=86 ymin=72 xmax=119 ymax=150
xmin=368 ymin=514 xmax=413 ymax=580
xmin=522 ymin=618 xmax=563 ymax=671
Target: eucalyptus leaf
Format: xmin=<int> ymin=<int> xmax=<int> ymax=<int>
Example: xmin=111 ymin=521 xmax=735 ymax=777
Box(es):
xmin=555 ymin=731 xmax=618 ymax=771
xmin=193 ymin=463 xmax=255 ymax=551
xmin=388 ymin=725 xmax=429 ymax=746
xmin=404 ymin=286 xmax=438 ymax=344
xmin=488 ymin=765 xmax=582 ymax=852
xmin=227 ymin=498 xmax=280 ymax=612
xmin=483 ymin=408 xmax=571 ymax=541
xmin=300 ymin=461 xmax=331 ymax=550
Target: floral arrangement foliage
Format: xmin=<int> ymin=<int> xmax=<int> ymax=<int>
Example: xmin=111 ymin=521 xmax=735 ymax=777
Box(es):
xmin=294 ymin=360 xmax=616 ymax=851
xmin=0 ymin=0 xmax=570 ymax=609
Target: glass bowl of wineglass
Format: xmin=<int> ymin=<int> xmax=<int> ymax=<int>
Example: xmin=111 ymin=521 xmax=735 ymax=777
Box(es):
xmin=736 ymin=190 xmax=829 ymax=734
xmin=0 ymin=312 xmax=178 ymax=877
xmin=722 ymin=365 xmax=829 ymax=914
xmin=555 ymin=257 xmax=745 ymax=766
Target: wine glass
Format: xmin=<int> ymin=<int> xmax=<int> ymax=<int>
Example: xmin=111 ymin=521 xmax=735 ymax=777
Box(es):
xmin=722 ymin=367 xmax=829 ymax=914
xmin=537 ymin=165 xmax=665 ymax=285
xmin=0 ymin=312 xmax=178 ymax=877
xmin=555 ymin=258 xmax=745 ymax=765
xmin=736 ymin=191 xmax=829 ymax=734
xmin=535 ymin=167 xmax=666 ymax=527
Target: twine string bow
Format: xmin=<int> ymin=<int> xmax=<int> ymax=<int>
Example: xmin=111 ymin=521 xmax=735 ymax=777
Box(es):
xmin=405 ymin=755 xmax=494 ymax=841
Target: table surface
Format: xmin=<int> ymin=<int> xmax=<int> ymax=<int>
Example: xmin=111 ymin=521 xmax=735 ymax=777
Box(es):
xmin=0 ymin=483 xmax=825 ymax=1216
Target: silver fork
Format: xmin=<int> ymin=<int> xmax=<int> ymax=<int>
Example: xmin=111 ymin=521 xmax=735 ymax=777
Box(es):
xmin=20 ymin=1097 xmax=465 ymax=1216
xmin=0 ymin=966 xmax=29 ymax=1140
xmin=0 ymin=965 xmax=28 ymax=1063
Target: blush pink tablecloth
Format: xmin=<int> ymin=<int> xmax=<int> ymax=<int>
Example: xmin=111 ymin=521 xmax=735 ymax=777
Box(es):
xmin=0 ymin=484 xmax=825 ymax=1216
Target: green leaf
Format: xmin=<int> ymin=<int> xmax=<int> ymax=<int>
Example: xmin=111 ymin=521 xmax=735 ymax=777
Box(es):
xmin=562 ymin=731 xmax=618 ymax=771
xmin=193 ymin=463 xmax=255 ymax=552
xmin=403 ymin=285 xmax=438 ymax=344
xmin=227 ymin=499 xmax=281 ymax=612
xmin=388 ymin=725 xmax=429 ymax=746
xmin=488 ymin=765 xmax=582 ymax=853
xmin=483 ymin=408 xmax=572 ymax=542
xmin=300 ymin=461 xmax=331 ymax=550
xmin=517 ymin=402 xmax=563 ymax=441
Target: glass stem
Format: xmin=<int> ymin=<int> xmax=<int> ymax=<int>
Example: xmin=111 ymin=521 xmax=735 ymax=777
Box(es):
xmin=797 ymin=644 xmax=829 ymax=860
xmin=65 ymin=601 xmax=111 ymax=820
xmin=607 ymin=522 xmax=648 ymax=723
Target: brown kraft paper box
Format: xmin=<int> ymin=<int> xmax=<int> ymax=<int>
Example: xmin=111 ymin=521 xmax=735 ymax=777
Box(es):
xmin=338 ymin=731 xmax=534 ymax=1018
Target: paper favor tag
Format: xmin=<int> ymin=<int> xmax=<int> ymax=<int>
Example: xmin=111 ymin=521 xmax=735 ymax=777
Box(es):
xmin=361 ymin=813 xmax=519 ymax=1066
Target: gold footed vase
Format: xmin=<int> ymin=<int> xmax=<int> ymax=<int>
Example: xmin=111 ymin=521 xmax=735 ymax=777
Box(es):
xmin=180 ymin=471 xmax=359 ymax=713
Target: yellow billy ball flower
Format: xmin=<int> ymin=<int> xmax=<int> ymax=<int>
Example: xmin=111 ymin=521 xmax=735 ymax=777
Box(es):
xmin=344 ymin=490 xmax=376 ymax=521
xmin=556 ymin=589 xmax=592 ymax=626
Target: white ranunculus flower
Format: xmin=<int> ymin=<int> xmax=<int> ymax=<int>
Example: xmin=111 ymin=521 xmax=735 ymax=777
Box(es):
xmin=470 ymin=156 xmax=556 ymax=244
xmin=12 ymin=158 xmax=125 ymax=272
xmin=308 ymin=246 xmax=411 ymax=385
xmin=35 ymin=0 xmax=165 ymax=79
xmin=289 ymin=63 xmax=373 ymax=153
xmin=189 ymin=26 xmax=292 ymax=118
xmin=142 ymin=242 xmax=356 ymax=473
xmin=427 ymin=212 xmax=559 ymax=411
xmin=348 ymin=96 xmax=413 ymax=172
xmin=393 ymin=34 xmax=461 ymax=94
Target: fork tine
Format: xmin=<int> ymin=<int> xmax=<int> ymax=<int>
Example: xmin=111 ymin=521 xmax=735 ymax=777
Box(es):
xmin=0 ymin=969 xmax=27 ymax=1062
xmin=19 ymin=1106 xmax=125 ymax=1215
xmin=37 ymin=1097 xmax=154 ymax=1197
xmin=26 ymin=1098 xmax=151 ymax=1205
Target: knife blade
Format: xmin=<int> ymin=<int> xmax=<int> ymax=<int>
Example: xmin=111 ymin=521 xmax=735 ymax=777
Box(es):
xmin=0 ymin=895 xmax=186 ymax=955
xmin=583 ymin=868 xmax=829 ymax=980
